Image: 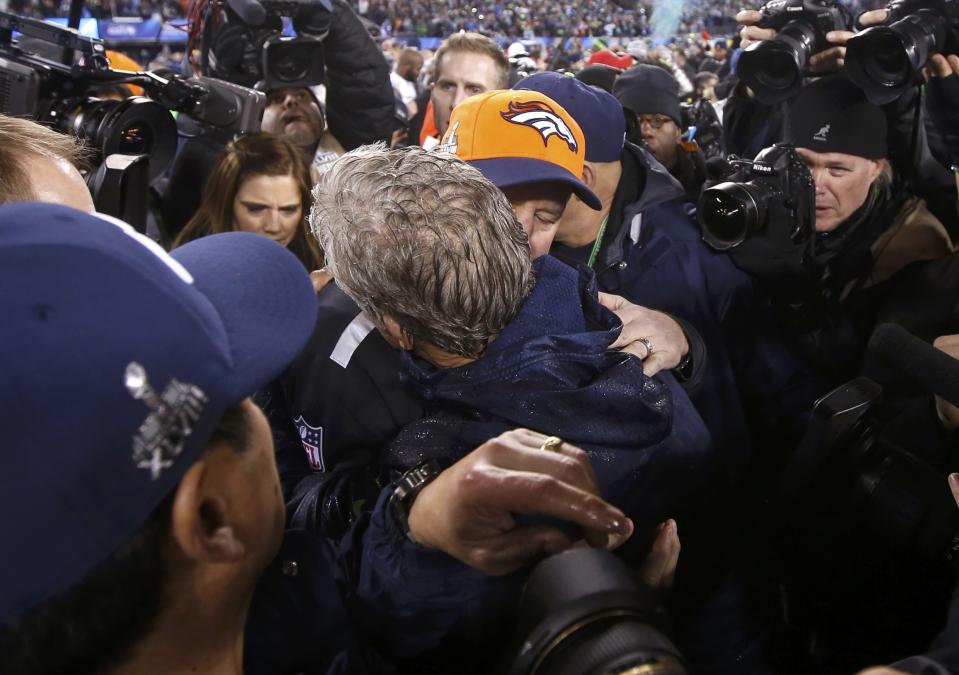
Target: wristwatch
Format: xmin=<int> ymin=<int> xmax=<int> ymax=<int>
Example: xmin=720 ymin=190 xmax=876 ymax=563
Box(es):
xmin=390 ymin=458 xmax=445 ymax=536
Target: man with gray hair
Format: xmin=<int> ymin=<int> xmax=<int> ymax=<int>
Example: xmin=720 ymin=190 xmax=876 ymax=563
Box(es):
xmin=312 ymin=144 xmax=717 ymax=667
xmin=315 ymin=146 xmax=533 ymax=362
xmin=313 ymin=144 xmax=712 ymax=503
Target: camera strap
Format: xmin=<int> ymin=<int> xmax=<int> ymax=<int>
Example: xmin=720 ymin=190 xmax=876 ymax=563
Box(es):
xmin=587 ymin=214 xmax=610 ymax=269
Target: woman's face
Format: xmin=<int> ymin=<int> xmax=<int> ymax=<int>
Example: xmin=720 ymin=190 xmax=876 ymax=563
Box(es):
xmin=232 ymin=174 xmax=303 ymax=247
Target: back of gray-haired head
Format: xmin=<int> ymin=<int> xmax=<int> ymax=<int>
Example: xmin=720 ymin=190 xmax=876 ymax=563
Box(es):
xmin=311 ymin=144 xmax=533 ymax=358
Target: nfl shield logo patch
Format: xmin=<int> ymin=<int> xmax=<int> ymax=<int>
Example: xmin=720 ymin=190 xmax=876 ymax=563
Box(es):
xmin=293 ymin=415 xmax=325 ymax=472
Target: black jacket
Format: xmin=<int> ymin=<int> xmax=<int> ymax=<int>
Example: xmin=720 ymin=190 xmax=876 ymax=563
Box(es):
xmin=323 ymin=0 xmax=395 ymax=151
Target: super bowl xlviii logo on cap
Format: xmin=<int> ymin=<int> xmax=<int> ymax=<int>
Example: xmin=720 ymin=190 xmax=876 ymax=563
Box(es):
xmin=125 ymin=362 xmax=208 ymax=480
xmin=294 ymin=415 xmax=325 ymax=471
xmin=814 ymin=124 xmax=831 ymax=142
xmin=501 ymin=100 xmax=578 ymax=153
xmin=438 ymin=120 xmax=459 ymax=155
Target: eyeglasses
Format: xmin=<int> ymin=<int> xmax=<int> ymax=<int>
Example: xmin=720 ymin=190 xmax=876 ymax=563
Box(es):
xmin=638 ymin=115 xmax=675 ymax=130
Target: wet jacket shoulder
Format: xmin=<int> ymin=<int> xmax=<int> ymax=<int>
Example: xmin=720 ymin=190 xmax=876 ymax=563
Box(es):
xmin=324 ymin=0 xmax=395 ymax=150
xmin=386 ymin=255 xmax=715 ymax=524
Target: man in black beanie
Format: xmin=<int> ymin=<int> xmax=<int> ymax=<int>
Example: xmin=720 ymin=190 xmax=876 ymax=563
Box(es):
xmin=613 ymin=64 xmax=706 ymax=202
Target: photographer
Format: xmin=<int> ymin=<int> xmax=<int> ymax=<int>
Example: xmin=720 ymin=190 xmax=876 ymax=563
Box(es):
xmin=260 ymin=0 xmax=394 ymax=171
xmin=730 ymin=4 xmax=959 ymax=237
xmin=725 ymin=76 xmax=954 ymax=380
xmin=162 ymin=0 xmax=395 ymax=232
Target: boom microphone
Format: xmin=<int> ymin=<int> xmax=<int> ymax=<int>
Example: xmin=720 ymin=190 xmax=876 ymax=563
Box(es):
xmin=867 ymin=322 xmax=959 ymax=409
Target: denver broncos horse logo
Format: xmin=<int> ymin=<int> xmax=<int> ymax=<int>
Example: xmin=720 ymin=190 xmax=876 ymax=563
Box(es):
xmin=501 ymin=100 xmax=578 ymax=153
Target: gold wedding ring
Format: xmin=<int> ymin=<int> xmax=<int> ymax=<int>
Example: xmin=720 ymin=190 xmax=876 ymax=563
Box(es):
xmin=539 ymin=435 xmax=564 ymax=453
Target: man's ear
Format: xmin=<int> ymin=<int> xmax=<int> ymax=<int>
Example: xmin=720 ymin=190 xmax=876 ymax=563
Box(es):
xmin=582 ymin=162 xmax=598 ymax=189
xmin=170 ymin=459 xmax=246 ymax=563
xmin=381 ymin=314 xmax=415 ymax=351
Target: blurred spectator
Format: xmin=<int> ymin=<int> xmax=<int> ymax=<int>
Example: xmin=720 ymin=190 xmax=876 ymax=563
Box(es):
xmin=586 ymin=48 xmax=633 ymax=70
xmin=390 ymin=48 xmax=424 ymax=118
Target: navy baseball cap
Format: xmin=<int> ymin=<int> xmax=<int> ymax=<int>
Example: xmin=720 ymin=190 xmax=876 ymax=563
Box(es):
xmin=515 ymin=71 xmax=626 ymax=163
xmin=0 ymin=203 xmax=317 ymax=622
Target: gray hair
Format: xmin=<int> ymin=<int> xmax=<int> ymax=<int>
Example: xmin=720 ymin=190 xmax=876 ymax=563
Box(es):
xmin=311 ymin=144 xmax=533 ymax=358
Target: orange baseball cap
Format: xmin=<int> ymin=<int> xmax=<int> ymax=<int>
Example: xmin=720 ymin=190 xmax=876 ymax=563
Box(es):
xmin=438 ymin=89 xmax=601 ymax=210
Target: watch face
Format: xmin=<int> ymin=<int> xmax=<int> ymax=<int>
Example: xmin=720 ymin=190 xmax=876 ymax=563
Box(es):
xmin=391 ymin=458 xmax=444 ymax=534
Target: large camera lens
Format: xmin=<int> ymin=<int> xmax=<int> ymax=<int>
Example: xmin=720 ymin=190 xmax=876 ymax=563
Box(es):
xmin=507 ymin=548 xmax=686 ymax=675
xmin=56 ymin=96 xmax=177 ymax=181
xmin=698 ymin=182 xmax=768 ymax=251
xmin=846 ymin=11 xmax=950 ymax=105
xmin=737 ymin=20 xmax=817 ymax=104
xmin=269 ymin=41 xmax=311 ymax=83
xmin=262 ymin=36 xmax=326 ymax=89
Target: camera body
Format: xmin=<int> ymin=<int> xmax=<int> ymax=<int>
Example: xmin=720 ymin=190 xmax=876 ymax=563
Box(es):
xmin=752 ymin=0 xmax=844 ymax=35
xmin=203 ymin=0 xmax=332 ymax=89
xmin=680 ymin=98 xmax=722 ymax=160
xmin=698 ymin=144 xmax=815 ymax=252
xmin=737 ymin=0 xmax=848 ymax=103
xmin=846 ymin=0 xmax=959 ymax=105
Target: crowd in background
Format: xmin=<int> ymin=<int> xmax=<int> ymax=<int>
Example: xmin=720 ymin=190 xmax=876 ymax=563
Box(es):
xmin=4 ymin=0 xmax=887 ymax=36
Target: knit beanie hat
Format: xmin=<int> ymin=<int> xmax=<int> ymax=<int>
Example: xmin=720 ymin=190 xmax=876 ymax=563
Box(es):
xmin=613 ymin=64 xmax=682 ymax=126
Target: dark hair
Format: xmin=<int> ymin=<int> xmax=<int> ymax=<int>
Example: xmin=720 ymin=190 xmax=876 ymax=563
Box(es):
xmin=0 ymin=404 xmax=249 ymax=675
xmin=173 ymin=133 xmax=324 ymax=271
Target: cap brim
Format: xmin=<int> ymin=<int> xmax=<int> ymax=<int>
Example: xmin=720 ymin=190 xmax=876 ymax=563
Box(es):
xmin=469 ymin=157 xmax=603 ymax=210
xmin=170 ymin=232 xmax=318 ymax=398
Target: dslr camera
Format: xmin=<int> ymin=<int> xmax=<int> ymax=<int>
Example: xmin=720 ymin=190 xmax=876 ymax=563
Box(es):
xmin=737 ymin=0 xmax=849 ymax=103
xmin=697 ymin=144 xmax=815 ymax=252
xmin=846 ymin=0 xmax=959 ymax=105
xmin=680 ymin=98 xmax=722 ymax=160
